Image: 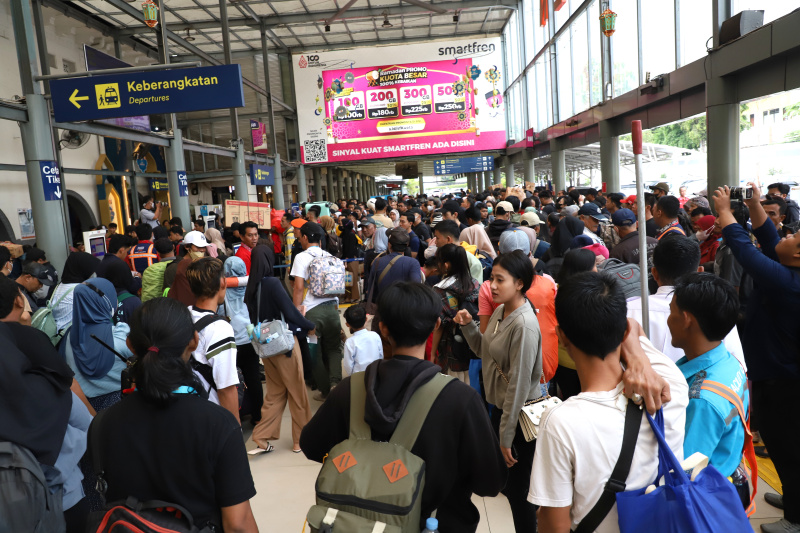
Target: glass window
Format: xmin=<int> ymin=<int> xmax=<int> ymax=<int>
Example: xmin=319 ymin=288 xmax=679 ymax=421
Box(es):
xmin=734 ymin=0 xmax=798 ymax=24
xmin=641 ymin=0 xmax=675 ymax=77
xmin=679 ymin=0 xmax=712 ymax=66
xmin=505 ymin=11 xmax=521 ymax=81
xmin=527 ymin=71 xmax=537 ymax=131
xmin=556 ymin=32 xmax=573 ymax=119
xmin=588 ymin=0 xmax=603 ymax=105
xmin=523 ymin=0 xmax=536 ymax=63
xmin=535 ymin=55 xmax=551 ymax=130
xmin=554 ymin=0 xmax=571 ymax=32
xmin=611 ymin=0 xmax=639 ymax=97
xmin=572 ymin=11 xmax=590 ymax=114
xmin=533 ymin=0 xmax=548 ymax=54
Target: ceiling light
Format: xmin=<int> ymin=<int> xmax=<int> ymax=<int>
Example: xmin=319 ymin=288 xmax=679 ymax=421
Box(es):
xmin=381 ymin=10 xmax=392 ymax=28
xmin=184 ymin=28 xmax=195 ymax=42
xmin=325 ymin=24 xmax=331 ymax=32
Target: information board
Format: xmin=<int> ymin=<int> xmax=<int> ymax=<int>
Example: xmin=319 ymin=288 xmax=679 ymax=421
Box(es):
xmin=249 ymin=164 xmax=274 ymax=186
xmin=433 ymin=155 xmax=495 ymax=175
xmin=292 ymin=38 xmax=506 ymax=164
xmin=225 ymin=200 xmax=271 ymax=229
xmin=39 ymin=161 xmax=62 ymax=201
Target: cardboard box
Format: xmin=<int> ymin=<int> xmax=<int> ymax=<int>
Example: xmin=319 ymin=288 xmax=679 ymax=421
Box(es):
xmin=225 ymin=200 xmax=271 ymax=229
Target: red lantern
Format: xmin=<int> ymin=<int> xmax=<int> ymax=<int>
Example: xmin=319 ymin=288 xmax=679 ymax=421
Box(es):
xmin=142 ymin=0 xmax=159 ymax=28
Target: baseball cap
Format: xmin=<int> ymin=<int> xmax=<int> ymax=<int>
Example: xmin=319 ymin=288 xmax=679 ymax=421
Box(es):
xmin=520 ymin=212 xmax=542 ymax=227
xmin=496 ymin=201 xmax=514 ymax=215
xmin=563 ymin=205 xmax=580 ymax=217
xmin=21 ymin=261 xmax=55 ymax=286
xmin=291 ymin=217 xmax=307 ymax=229
xmin=183 ymin=230 xmax=209 ymax=248
xmin=650 ymin=181 xmax=670 ymax=193
xmin=362 ymin=216 xmax=382 ymax=228
xmin=584 ymin=242 xmax=610 ymax=260
xmin=26 ymin=248 xmax=47 ymax=263
xmin=611 ymin=208 xmax=637 ymax=227
xmin=578 ymin=203 xmax=609 ymax=221
xmin=621 ymin=195 xmax=636 ymax=205
xmin=569 ymin=235 xmax=595 ymax=249
xmin=386 ymin=227 xmax=410 ymax=247
xmin=499 ymin=229 xmax=531 ymax=255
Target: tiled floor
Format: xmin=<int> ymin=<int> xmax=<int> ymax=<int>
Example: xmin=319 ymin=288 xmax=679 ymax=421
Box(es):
xmin=243 ymin=393 xmax=780 ymax=533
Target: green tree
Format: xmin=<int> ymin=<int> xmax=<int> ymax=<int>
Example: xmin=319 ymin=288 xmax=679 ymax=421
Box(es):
xmin=406 ymin=178 xmax=419 ymax=196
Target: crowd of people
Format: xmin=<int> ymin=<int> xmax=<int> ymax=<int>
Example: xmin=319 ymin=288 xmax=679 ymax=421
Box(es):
xmin=1 ymin=179 xmax=798 ymax=533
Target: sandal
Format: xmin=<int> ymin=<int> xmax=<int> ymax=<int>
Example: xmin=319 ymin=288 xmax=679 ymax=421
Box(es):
xmin=292 ymin=447 xmax=302 ymax=453
xmin=253 ymin=439 xmax=275 ymax=453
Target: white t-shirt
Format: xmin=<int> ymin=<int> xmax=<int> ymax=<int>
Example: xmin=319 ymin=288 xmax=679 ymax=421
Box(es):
xmin=189 ymin=307 xmax=239 ymax=405
xmin=528 ymin=336 xmax=689 ymax=533
xmin=343 ymin=329 xmax=384 ymax=377
xmin=626 ymin=286 xmax=746 ymax=370
xmin=290 ymin=246 xmax=339 ymax=311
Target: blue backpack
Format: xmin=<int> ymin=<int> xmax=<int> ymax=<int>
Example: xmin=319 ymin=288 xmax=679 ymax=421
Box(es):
xmin=475 ymin=249 xmax=494 ymax=282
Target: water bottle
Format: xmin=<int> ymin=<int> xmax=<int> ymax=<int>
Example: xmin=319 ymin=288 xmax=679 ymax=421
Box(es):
xmin=421 ymin=517 xmax=439 ymax=533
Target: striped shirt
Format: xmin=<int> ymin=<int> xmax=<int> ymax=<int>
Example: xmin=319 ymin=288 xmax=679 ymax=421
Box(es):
xmin=189 ymin=307 xmax=238 ymax=406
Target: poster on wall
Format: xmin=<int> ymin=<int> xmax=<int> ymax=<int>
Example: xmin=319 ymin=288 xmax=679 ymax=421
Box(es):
xmin=292 ymin=38 xmax=506 ymax=165
xmin=18 ymin=208 xmax=35 ymax=239
xmin=250 ymin=120 xmax=269 ymax=154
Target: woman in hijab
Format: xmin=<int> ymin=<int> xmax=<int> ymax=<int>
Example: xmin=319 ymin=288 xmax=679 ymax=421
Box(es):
xmin=205 ymin=227 xmax=228 ymax=258
xmin=61 ymin=277 xmax=134 ymax=413
xmin=459 ymin=225 xmax=497 ymax=259
xmin=340 ymin=220 xmax=361 ymax=303
xmin=389 ymin=209 xmax=400 ymax=227
xmin=364 ymin=226 xmax=388 ymax=279
xmin=222 ymin=256 xmax=263 ymax=423
xmin=51 ymin=251 xmax=100 ymax=332
xmin=244 ymin=245 xmax=314 ymax=453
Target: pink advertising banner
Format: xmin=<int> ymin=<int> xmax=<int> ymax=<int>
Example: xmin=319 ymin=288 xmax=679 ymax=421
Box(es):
xmin=250 ymin=120 xmax=269 ymax=154
xmin=303 ymin=58 xmax=505 ymax=164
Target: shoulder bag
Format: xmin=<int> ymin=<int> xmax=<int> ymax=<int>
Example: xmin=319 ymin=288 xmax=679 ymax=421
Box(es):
xmin=364 ymin=254 xmax=401 ymax=316
xmin=251 ymin=283 xmax=295 ymax=359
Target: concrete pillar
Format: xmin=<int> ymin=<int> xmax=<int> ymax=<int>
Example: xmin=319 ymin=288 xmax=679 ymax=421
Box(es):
xmin=232 ymin=141 xmax=248 ymax=201
xmin=706 ymin=77 xmax=739 ymax=201
xmin=313 ymin=167 xmax=323 ymax=202
xmin=272 ymin=157 xmax=285 ymax=210
xmin=325 ymin=167 xmax=335 ymax=202
xmin=337 ymin=169 xmax=345 ymax=201
xmin=551 ymin=141 xmax=566 ymax=193
xmin=418 ymin=174 xmax=424 ymax=196
xmin=504 ymin=158 xmax=516 ymax=186
xmin=493 ymin=162 xmax=503 ymax=186
xmin=344 ymin=172 xmax=352 ymax=200
xmin=599 ymin=121 xmax=620 ymax=193
xmin=523 ymin=157 xmax=535 ymax=186
xmin=296 ymin=164 xmax=309 ymax=203
xmin=164 ymin=128 xmax=191 ymax=227
xmin=358 ymin=174 xmax=365 ymax=201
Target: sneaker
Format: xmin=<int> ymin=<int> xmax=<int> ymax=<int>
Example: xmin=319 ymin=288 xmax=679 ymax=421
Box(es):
xmin=761 ymin=519 xmax=800 ymax=533
xmin=312 ymin=391 xmax=328 ymax=402
xmin=765 ymin=493 xmax=785 ymax=510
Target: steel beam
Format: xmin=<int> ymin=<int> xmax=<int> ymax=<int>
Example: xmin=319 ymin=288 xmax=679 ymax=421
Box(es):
xmin=0 ymin=101 xmax=28 ymax=122
xmin=53 ymin=121 xmax=171 ymax=146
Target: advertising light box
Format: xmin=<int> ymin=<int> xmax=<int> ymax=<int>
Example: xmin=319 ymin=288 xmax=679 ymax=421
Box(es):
xmin=292 ymin=38 xmax=506 ymax=165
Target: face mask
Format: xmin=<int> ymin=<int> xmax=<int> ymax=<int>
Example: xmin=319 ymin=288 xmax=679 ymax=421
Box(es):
xmin=487 ymin=207 xmax=493 ymax=214
xmin=427 ymin=205 xmax=434 ymax=211
xmin=189 ymin=251 xmax=205 ymax=261
xmin=33 ymin=284 xmax=49 ymax=300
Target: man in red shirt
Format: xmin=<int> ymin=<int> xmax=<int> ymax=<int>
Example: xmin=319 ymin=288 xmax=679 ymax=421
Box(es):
xmin=235 ymin=221 xmax=260 ymax=274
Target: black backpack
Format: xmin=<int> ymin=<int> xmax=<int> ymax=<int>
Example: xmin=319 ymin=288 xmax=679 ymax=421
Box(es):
xmin=326 ymin=232 xmax=342 ymax=258
xmin=192 ymin=314 xmax=246 ymax=410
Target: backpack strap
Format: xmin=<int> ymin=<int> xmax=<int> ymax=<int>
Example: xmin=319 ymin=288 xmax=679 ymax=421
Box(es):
xmin=117 ymin=291 xmax=135 ymax=303
xmin=700 ymin=379 xmax=757 ymax=515
xmin=389 ymin=374 xmax=454 ymax=450
xmin=194 ymin=313 xmax=228 ymax=333
xmin=377 ymin=255 xmax=401 ymax=286
xmin=573 ymin=399 xmax=643 ymax=533
xmin=349 ymin=372 xmax=372 ymax=440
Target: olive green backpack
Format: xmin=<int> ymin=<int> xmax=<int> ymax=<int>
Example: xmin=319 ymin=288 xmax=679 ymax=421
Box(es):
xmin=306 ymin=372 xmax=452 ymax=533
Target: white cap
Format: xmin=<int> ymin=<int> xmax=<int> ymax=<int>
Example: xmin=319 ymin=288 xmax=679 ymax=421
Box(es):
xmin=183 ymin=230 xmax=209 ymax=247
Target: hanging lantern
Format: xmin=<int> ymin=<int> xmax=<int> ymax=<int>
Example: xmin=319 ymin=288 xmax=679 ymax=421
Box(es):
xmin=142 ymin=0 xmax=159 ymax=28
xmin=600 ymin=7 xmax=617 ymax=37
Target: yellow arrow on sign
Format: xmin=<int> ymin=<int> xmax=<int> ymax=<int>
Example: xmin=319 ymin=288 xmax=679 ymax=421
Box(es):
xmin=69 ymin=89 xmax=89 ymax=109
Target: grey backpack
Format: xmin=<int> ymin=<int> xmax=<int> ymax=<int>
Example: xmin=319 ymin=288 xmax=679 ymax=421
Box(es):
xmin=307 ymin=372 xmax=452 ymax=533
xmin=600 ymin=258 xmax=642 ymax=299
xmin=0 ymin=441 xmax=65 ymax=533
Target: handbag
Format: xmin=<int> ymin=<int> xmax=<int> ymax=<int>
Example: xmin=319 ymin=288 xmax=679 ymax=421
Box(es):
xmin=615 ymin=409 xmax=752 ymax=533
xmin=364 ymin=254 xmax=400 ymax=316
xmin=491 ymin=360 xmax=560 ymax=442
xmin=251 ymin=283 xmax=295 ymax=359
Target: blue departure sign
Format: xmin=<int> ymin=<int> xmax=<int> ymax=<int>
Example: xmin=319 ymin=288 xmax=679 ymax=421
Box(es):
xmin=433 ymin=155 xmax=494 ymax=175
xmin=50 ymin=65 xmax=245 ymax=123
xmin=39 ymin=161 xmax=62 ymax=202
xmin=178 ymin=171 xmax=189 ymax=197
xmin=249 ymin=164 xmax=274 ymax=186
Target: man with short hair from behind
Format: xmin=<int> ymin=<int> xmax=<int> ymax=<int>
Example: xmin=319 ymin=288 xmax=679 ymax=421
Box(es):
xmin=529 ymin=273 xmax=688 ymax=533
xmin=95 ymin=234 xmax=141 ymax=295
xmin=186 ymin=257 xmax=240 ymax=423
xmin=235 ymin=221 xmax=260 ymax=275
xmin=372 ymin=197 xmax=393 ymax=229
xmin=767 ymin=182 xmax=799 ymax=225
xmin=129 ymin=224 xmax=158 ymax=276
xmin=668 ymin=272 xmax=749 ymax=480
xmin=306 ymin=204 xmax=321 ymax=224
xmin=141 ymin=238 xmax=178 ymax=301
xmin=300 ymin=282 xmax=508 ymax=532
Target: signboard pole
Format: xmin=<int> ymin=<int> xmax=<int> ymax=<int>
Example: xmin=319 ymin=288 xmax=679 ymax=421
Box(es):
xmin=165 ymin=128 xmax=191 ymax=227
xmin=11 ymin=0 xmax=69 ymax=269
xmin=297 ymin=165 xmax=309 ymax=203
xmin=233 ymin=141 xmax=249 ymax=201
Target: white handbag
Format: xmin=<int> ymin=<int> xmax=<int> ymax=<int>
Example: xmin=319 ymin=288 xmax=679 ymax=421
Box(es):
xmin=251 ymin=283 xmax=295 ymax=359
xmin=492 ymin=359 xmax=562 ymax=442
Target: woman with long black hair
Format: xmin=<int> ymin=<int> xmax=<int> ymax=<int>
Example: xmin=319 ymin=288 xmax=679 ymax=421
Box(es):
xmin=340 ymin=220 xmax=361 ymax=303
xmin=244 ymin=245 xmax=315 ymax=453
xmin=87 ymin=298 xmax=258 ymax=532
xmin=455 ymin=250 xmax=543 ymax=532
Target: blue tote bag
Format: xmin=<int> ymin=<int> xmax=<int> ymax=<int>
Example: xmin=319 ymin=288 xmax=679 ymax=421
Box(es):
xmin=616 ymin=409 xmax=751 ymax=532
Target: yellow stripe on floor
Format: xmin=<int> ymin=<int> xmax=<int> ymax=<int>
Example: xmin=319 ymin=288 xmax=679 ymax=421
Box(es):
xmin=756 ymin=456 xmax=783 ymax=495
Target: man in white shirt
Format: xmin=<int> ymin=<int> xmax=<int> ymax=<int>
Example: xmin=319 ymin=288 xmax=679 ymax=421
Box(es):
xmin=626 ymin=236 xmax=746 ymax=370
xmin=529 ymin=272 xmax=688 ymax=533
xmin=291 ymin=222 xmax=344 ymax=400
xmin=186 ymin=257 xmax=240 ymax=423
xmin=139 ymin=196 xmax=162 ymax=229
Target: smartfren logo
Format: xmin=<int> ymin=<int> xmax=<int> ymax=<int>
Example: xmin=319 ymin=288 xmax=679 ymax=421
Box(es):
xmin=438 ymin=42 xmax=496 ymax=56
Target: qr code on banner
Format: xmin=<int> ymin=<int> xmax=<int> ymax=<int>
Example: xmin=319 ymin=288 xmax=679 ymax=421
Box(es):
xmin=304 ymin=139 xmax=328 ymax=163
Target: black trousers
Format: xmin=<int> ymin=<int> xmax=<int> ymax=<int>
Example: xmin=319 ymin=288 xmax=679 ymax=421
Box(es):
xmin=64 ymin=498 xmax=89 ymax=533
xmin=491 ymin=407 xmax=538 ymax=533
xmin=752 ymin=379 xmax=800 ymax=523
xmin=237 ymin=342 xmax=264 ymax=420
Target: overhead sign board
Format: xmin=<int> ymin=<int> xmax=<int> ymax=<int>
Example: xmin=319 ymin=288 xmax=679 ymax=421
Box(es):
xmin=292 ymin=37 xmax=506 ymax=165
xmin=50 ymin=64 xmax=245 ymax=123
xmin=39 ymin=161 xmax=62 ymax=201
xmin=178 ymin=171 xmax=188 ymax=197
xmin=84 ymin=45 xmax=151 ymax=132
xmin=433 ymin=155 xmax=495 ymax=175
xmin=249 ymin=164 xmax=274 ymax=186
xmin=150 ymin=178 xmax=168 ymax=190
